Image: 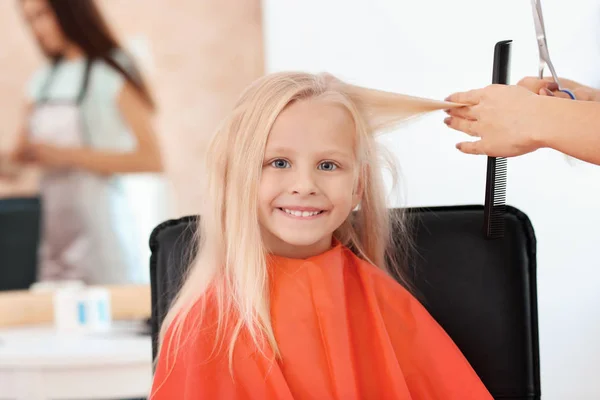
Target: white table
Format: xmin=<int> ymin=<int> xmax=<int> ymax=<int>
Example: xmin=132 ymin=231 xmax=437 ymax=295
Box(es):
xmin=0 ymin=321 xmax=153 ymax=400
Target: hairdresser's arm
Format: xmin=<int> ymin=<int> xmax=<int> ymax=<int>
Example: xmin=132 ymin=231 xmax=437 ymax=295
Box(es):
xmin=0 ymin=103 xmax=33 ymax=179
xmin=444 ymin=84 xmax=600 ymax=165
xmin=25 ymin=82 xmax=163 ymax=175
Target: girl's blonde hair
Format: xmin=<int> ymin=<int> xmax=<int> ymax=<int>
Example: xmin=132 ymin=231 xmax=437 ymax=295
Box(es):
xmin=157 ymin=71 xmax=460 ymax=373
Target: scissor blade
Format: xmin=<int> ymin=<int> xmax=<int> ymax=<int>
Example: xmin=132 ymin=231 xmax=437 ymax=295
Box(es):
xmin=531 ymin=0 xmax=547 ymax=39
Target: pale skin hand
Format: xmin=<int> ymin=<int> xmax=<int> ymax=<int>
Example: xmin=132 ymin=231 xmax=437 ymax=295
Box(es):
xmin=444 ymin=80 xmax=600 ymax=165
xmin=443 ymin=84 xmax=547 ymax=157
xmin=517 ymin=76 xmax=600 ymax=101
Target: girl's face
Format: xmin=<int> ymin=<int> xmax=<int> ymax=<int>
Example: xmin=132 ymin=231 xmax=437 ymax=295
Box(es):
xmin=258 ymin=98 xmax=361 ymax=259
xmin=21 ymin=0 xmax=68 ymax=56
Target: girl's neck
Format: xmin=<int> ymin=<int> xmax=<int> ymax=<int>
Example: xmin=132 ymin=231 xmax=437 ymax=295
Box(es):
xmin=266 ymin=236 xmax=335 ymax=260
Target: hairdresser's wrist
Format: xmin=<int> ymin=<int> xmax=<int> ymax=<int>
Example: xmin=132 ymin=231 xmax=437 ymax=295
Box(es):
xmin=533 ymin=95 xmax=587 ymax=151
xmin=525 ymin=95 xmax=555 ymax=151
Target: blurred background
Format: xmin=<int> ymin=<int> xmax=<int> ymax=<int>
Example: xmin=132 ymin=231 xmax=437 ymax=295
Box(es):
xmin=1 ymin=0 xmax=600 ymax=399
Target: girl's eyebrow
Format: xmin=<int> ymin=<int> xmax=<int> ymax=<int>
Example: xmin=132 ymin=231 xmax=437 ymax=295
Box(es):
xmin=316 ymin=150 xmax=353 ymax=159
xmin=263 ymin=146 xmax=295 ymax=155
xmin=264 ymin=147 xmax=353 ymax=160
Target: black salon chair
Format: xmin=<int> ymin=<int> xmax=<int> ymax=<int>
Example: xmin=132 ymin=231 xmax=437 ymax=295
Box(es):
xmin=0 ymin=196 xmax=41 ymax=291
xmin=148 ymin=204 xmax=540 ymax=400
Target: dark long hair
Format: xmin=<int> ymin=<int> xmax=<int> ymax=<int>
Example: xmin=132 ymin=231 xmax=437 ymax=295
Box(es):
xmin=41 ymin=0 xmax=155 ymax=109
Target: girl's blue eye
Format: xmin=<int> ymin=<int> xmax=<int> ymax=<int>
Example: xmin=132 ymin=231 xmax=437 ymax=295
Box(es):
xmin=318 ymin=161 xmax=337 ymax=171
xmin=271 ymin=159 xmax=290 ymax=169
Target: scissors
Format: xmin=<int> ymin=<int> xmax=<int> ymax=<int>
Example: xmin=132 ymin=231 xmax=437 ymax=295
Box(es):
xmin=531 ymin=0 xmax=576 ymax=99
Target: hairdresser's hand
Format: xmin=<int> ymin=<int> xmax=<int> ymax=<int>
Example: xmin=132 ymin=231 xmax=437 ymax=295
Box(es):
xmin=517 ymin=76 xmax=557 ymax=96
xmin=0 ymin=155 xmax=20 ymax=180
xmin=22 ymin=143 xmax=71 ymax=169
xmin=444 ymin=84 xmax=547 ymax=157
xmin=518 ymin=76 xmax=600 ymax=101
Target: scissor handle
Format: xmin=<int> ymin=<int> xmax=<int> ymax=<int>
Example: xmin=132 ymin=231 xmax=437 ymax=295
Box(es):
xmin=559 ymin=89 xmax=576 ymax=100
xmin=539 ymin=62 xmax=575 ymax=99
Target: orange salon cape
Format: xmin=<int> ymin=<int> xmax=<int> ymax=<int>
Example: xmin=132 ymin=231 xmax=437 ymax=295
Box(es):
xmin=150 ymin=243 xmax=493 ymax=399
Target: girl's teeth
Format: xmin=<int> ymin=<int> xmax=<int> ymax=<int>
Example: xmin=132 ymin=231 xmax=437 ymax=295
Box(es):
xmin=283 ymin=209 xmax=321 ymax=217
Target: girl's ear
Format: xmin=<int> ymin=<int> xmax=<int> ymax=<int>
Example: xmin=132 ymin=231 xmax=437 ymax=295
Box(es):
xmin=352 ymin=174 xmax=364 ymax=210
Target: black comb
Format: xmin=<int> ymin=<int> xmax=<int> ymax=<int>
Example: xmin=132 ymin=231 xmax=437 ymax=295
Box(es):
xmin=483 ymin=40 xmax=511 ymax=239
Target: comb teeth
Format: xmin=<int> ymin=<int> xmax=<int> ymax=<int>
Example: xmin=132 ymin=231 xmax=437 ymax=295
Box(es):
xmin=484 ymin=157 xmax=507 ymax=239
xmin=493 ymin=158 xmax=507 ymax=204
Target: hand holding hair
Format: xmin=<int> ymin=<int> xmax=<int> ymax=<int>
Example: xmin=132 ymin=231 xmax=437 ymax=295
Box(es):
xmin=444 ymin=84 xmax=545 ymax=157
xmin=444 ymin=83 xmax=600 ymax=165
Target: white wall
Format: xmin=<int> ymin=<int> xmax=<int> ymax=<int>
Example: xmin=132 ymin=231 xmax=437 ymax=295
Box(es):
xmin=262 ymin=0 xmax=600 ymax=398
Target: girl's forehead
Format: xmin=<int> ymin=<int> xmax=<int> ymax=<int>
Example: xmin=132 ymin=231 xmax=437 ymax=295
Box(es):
xmin=266 ymin=98 xmax=356 ymax=150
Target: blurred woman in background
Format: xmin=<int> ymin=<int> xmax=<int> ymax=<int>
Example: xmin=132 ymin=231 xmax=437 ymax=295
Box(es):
xmin=4 ymin=0 xmax=163 ymax=284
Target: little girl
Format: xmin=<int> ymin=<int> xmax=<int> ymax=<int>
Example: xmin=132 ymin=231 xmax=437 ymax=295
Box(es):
xmin=150 ymin=72 xmax=493 ymax=399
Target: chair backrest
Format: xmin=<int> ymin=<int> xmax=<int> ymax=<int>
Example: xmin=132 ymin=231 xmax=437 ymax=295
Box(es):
xmin=0 ymin=197 xmax=41 ymax=291
xmin=149 ymin=204 xmax=540 ymax=400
